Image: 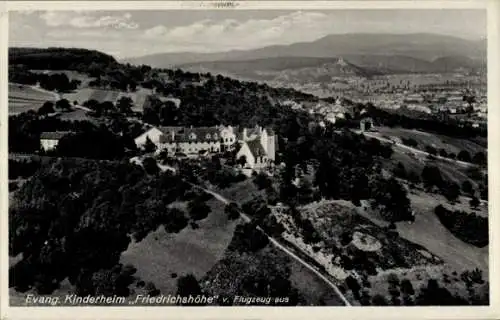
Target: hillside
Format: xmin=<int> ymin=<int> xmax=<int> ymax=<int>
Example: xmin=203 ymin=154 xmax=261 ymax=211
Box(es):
xmin=179 ymin=56 xmax=381 ymax=82
xmin=178 ymin=53 xmax=484 ymax=84
xmin=9 ymin=47 xmax=118 ymax=71
xmin=124 ymin=33 xmax=486 ymax=68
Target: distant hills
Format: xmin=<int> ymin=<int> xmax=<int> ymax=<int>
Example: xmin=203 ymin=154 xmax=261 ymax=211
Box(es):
xmin=124 ymin=33 xmax=486 ymax=67
xmin=123 ymin=33 xmax=485 ymax=83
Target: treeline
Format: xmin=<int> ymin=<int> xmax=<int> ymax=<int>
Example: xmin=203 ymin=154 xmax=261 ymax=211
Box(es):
xmin=9 ymin=111 xmax=141 ymax=159
xmin=9 ymin=47 xmax=117 ymax=72
xmin=9 ymin=159 xmax=196 ymax=295
xmin=400 ymin=137 xmax=487 ymax=166
xmin=8 ymin=159 xmax=41 ymax=180
xmin=348 ymin=273 xmax=487 ymax=306
xmin=363 ymin=104 xmax=486 ymax=138
xmin=9 ymin=68 xmax=81 ymax=92
xmin=434 ymin=205 xmax=488 ymax=248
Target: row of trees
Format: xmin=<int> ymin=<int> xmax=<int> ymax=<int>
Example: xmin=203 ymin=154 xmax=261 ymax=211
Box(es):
xmin=434 ymin=205 xmax=488 ymax=248
xmin=363 ymin=103 xmax=487 ymax=138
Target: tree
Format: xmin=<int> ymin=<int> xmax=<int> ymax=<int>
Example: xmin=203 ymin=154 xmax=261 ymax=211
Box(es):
xmin=228 ymin=222 xmax=269 ymax=253
xmin=38 ymin=101 xmax=55 ymax=115
xmin=175 ymin=274 xmax=202 ymax=305
xmin=253 ymin=172 xmax=272 ymax=190
xmin=144 ymin=137 xmax=157 ymax=154
xmin=117 ymin=96 xmax=133 ymax=115
xmin=457 ymin=150 xmax=471 ymax=163
xmin=442 ymin=181 xmax=461 ymax=203
xmin=142 ymin=157 xmax=159 ymax=175
xmin=372 ymin=178 xmax=412 ymax=222
xmin=421 ymin=165 xmax=443 ymax=190
xmin=472 ymin=152 xmax=486 ymax=166
xmin=237 ymin=155 xmax=247 ymax=167
xmin=55 ymin=99 xmax=72 ymax=111
xmin=100 ymin=101 xmax=116 ymax=115
xmin=462 ymin=180 xmax=473 ymax=195
xmin=393 ymin=162 xmax=407 ymax=179
xmin=188 ymin=199 xmax=211 ymax=221
xmin=372 ymin=294 xmax=388 ymax=306
xmin=469 ymin=196 xmax=480 ymax=209
xmin=400 ymin=279 xmax=415 ymax=295
xmin=225 ymin=202 xmax=240 ymax=220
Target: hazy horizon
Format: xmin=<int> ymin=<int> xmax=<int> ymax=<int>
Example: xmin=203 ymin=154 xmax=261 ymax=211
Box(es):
xmin=9 ymin=9 xmax=486 ymax=59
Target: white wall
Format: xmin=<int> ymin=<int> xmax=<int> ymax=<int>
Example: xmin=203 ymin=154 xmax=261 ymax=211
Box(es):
xmin=236 ymin=142 xmax=255 ymax=168
xmin=41 ymin=139 xmax=59 ymax=151
xmin=134 ymin=127 xmax=164 ymax=147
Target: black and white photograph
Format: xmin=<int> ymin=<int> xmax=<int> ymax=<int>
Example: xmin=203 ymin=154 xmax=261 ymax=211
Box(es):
xmin=1 ymin=1 xmax=497 ymax=318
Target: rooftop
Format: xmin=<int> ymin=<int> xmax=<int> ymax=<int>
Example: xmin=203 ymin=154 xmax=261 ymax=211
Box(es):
xmin=40 ymin=131 xmax=72 ymax=140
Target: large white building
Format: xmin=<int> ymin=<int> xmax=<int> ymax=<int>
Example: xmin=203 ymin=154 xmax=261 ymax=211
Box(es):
xmin=135 ymin=124 xmax=277 ymax=167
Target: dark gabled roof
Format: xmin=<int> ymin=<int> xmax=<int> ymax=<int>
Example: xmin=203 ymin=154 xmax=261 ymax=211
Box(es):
xmin=158 ymin=126 xmax=184 ymax=135
xmin=40 ymin=131 xmax=72 ymax=140
xmin=246 ymin=139 xmax=267 ymax=158
xmin=158 ymin=126 xmax=220 ymax=143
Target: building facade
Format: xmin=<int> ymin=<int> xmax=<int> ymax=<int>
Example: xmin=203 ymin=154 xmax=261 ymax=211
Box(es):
xmin=135 ymin=124 xmax=277 ymax=168
xmin=40 ymin=131 xmax=71 ymax=151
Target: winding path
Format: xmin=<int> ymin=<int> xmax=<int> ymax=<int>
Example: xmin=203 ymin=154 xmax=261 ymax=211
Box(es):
xmin=188 ymin=183 xmax=352 ymax=306
xmin=359 ymin=130 xmax=477 ymax=168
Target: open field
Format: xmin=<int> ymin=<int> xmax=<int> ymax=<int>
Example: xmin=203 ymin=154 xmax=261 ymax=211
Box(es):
xmin=9 ymin=83 xmax=57 ymax=115
xmin=399 ymin=190 xmax=488 ymax=275
xmin=63 ymin=88 xmax=120 ymax=105
xmin=57 ymin=109 xmax=98 ymax=123
xmin=29 ymin=69 xmax=95 ymax=86
xmin=116 ymin=88 xmax=153 ymax=112
xmin=120 ymin=196 xmax=239 ymax=295
xmin=63 ymin=87 xmax=152 ymax=110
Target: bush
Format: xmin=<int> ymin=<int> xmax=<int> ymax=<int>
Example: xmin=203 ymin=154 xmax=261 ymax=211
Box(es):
xmin=462 ymin=180 xmax=473 ymax=195
xmin=188 ymin=199 xmax=211 ymax=221
xmin=143 ymin=157 xmax=160 ymax=175
xmin=253 ymin=172 xmax=272 ymax=190
xmin=228 ymin=222 xmax=269 ymax=253
xmin=434 ymin=205 xmax=488 ymax=247
xmin=225 ymin=202 xmax=240 ymax=220
xmin=372 ymin=294 xmax=388 ymax=306
xmin=190 ymin=221 xmax=199 ymax=229
xmin=441 ymin=181 xmax=461 ymax=203
xmin=457 ymin=150 xmax=471 ymax=162
xmin=345 ymin=276 xmax=361 ymax=293
xmin=469 ymin=196 xmax=480 ymax=209
xmin=400 ymin=279 xmax=415 ymax=295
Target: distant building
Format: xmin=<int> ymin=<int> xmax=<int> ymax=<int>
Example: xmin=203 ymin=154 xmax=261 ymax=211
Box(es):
xmin=40 ymin=131 xmax=71 ymax=151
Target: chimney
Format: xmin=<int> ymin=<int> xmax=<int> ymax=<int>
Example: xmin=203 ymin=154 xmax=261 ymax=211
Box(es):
xmin=243 ymin=128 xmax=247 ymax=140
xmin=171 ymin=130 xmax=175 ymax=141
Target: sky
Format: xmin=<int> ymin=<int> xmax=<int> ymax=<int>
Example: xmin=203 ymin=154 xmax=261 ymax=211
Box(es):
xmin=9 ymin=9 xmax=487 ymax=59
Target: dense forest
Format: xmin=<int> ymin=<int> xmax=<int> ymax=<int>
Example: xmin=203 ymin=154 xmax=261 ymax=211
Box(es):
xmin=9 ymin=159 xmax=196 ymax=295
